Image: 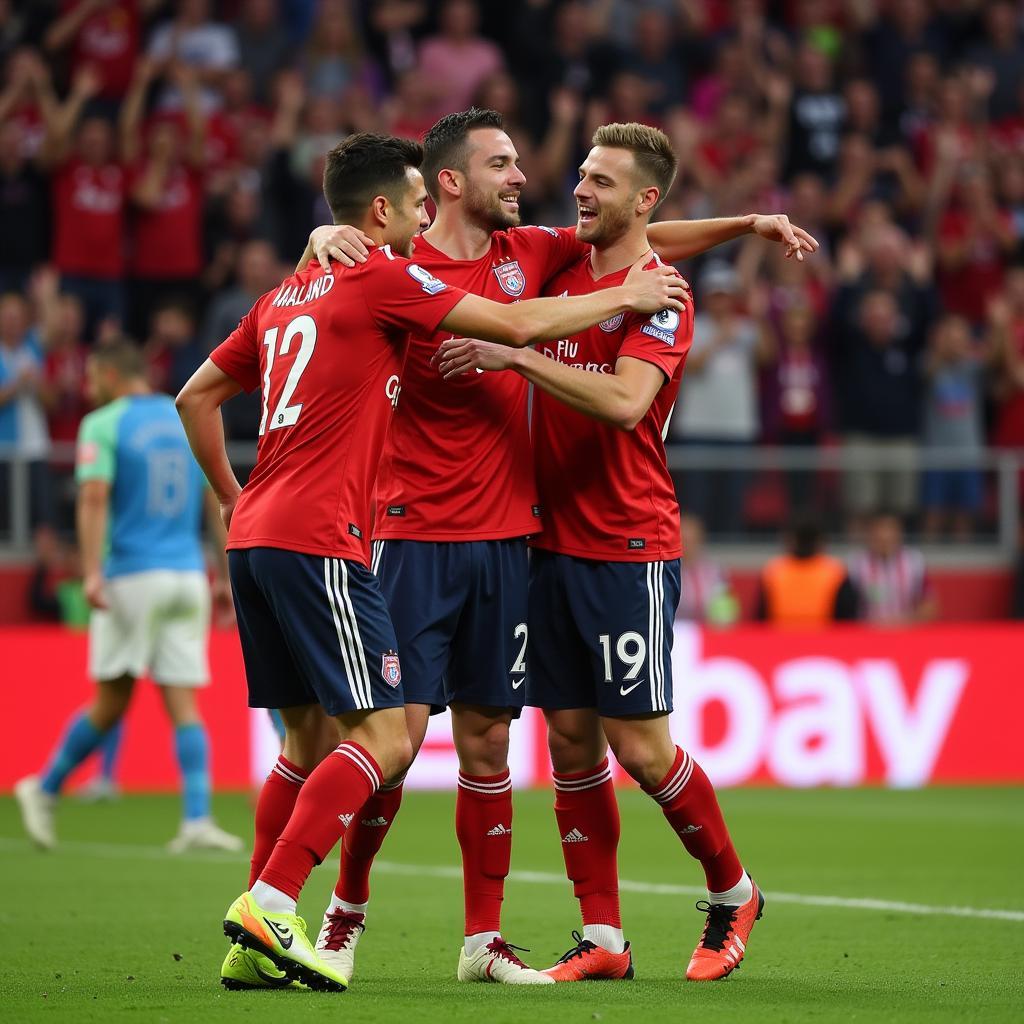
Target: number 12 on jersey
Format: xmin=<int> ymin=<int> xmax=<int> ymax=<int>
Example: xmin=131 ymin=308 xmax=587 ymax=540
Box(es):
xmin=259 ymin=314 xmax=318 ymax=435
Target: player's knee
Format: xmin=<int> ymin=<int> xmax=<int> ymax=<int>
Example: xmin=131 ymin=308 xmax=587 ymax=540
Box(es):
xmin=547 ymin=727 xmax=600 ymax=775
xmin=609 ymin=738 xmax=662 ymax=789
xmin=456 ymin=723 xmax=509 ymax=775
xmin=378 ymin=732 xmax=414 ymax=782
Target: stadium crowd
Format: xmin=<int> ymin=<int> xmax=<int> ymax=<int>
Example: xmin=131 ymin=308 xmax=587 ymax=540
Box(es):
xmin=3 ymin=0 xmax=1024 ymax=550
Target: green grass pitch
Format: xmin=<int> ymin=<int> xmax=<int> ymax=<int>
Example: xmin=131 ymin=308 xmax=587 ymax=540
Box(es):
xmin=2 ymin=786 xmax=1021 ymax=1022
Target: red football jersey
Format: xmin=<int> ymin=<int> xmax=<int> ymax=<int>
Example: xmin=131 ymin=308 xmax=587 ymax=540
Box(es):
xmin=374 ymin=225 xmax=587 ymax=541
xmin=531 ymin=255 xmax=693 ymax=562
xmin=52 ymin=160 xmax=126 ymax=278
xmin=210 ymin=248 xmax=466 ymax=565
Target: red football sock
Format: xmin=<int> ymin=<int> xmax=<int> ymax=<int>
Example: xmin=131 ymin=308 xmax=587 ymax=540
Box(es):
xmin=552 ymin=758 xmax=621 ymax=927
xmin=644 ymin=746 xmax=743 ymax=893
xmin=456 ymin=769 xmax=512 ymax=935
xmin=259 ymin=742 xmax=382 ymax=901
xmin=249 ymin=755 xmax=309 ymax=887
xmin=335 ymin=774 xmax=406 ymax=904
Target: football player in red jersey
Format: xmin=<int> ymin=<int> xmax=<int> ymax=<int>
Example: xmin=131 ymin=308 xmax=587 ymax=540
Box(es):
xmin=301 ymin=108 xmax=816 ymax=984
xmin=175 ymin=131 xmax=687 ymax=992
xmin=438 ymin=123 xmax=769 ymax=984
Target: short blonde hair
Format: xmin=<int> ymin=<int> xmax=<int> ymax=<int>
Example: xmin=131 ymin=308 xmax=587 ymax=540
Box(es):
xmin=591 ymin=122 xmax=678 ymax=207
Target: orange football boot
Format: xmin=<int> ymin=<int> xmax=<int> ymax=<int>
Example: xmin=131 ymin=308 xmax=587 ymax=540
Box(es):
xmin=543 ymin=931 xmax=635 ymax=982
xmin=685 ymin=880 xmax=764 ymax=981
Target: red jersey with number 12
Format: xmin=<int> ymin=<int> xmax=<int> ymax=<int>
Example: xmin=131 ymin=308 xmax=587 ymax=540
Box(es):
xmin=531 ymin=255 xmax=693 ymax=562
xmin=373 ymin=225 xmax=586 ymax=541
xmin=210 ymin=249 xmax=465 ymax=566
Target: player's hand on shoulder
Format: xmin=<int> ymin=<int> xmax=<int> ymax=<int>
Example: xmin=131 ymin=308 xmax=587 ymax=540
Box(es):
xmin=434 ymin=337 xmax=514 ymax=379
xmin=750 ymin=214 xmax=819 ymax=261
xmin=624 ymin=251 xmax=691 ymax=314
xmin=84 ymin=571 xmax=108 ymax=611
xmin=309 ymin=224 xmax=375 ymax=272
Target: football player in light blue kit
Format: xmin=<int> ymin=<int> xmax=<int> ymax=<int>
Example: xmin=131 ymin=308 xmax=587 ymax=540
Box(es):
xmin=15 ymin=342 xmax=242 ymax=853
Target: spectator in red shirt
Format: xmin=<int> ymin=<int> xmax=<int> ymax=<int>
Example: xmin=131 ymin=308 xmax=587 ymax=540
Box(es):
xmin=143 ymin=301 xmax=204 ymax=398
xmin=44 ymin=0 xmax=155 ymax=107
xmin=39 ymin=63 xmax=126 ymax=334
xmin=120 ymin=59 xmax=207 ymax=339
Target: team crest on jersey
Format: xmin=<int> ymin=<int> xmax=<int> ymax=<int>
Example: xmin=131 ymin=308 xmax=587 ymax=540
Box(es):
xmin=493 ymin=261 xmax=526 ymax=297
xmin=598 ymin=313 xmax=624 ymax=332
xmin=381 ymin=651 xmax=402 ymax=687
xmin=641 ymin=307 xmax=680 ymax=345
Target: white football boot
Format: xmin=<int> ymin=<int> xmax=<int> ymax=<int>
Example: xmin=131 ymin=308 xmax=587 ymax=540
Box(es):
xmin=315 ymin=908 xmax=366 ymax=982
xmin=167 ymin=818 xmax=244 ymax=853
xmin=14 ymin=776 xmax=57 ymax=850
xmin=457 ymin=938 xmax=555 ymax=984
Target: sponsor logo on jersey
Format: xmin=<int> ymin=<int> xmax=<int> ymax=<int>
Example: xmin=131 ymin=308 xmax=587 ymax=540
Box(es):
xmin=386 ymin=505 xmax=406 ymax=517
xmin=381 ymin=651 xmax=402 ymax=687
xmin=493 ymin=260 xmax=526 ymax=297
xmin=386 ymin=373 xmax=401 ymax=409
xmin=628 ymin=538 xmax=647 ymax=550
xmin=348 ymin=522 xmax=363 ymax=539
xmin=598 ymin=313 xmax=624 ymax=332
xmin=406 ymin=263 xmax=448 ymax=294
xmin=532 ymin=225 xmax=560 ymax=237
xmin=641 ymin=307 xmax=679 ymax=345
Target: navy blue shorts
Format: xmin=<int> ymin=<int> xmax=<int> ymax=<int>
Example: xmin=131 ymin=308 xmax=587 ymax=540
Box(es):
xmin=370 ymin=539 xmax=528 ymax=714
xmin=527 ymin=550 xmax=680 ymax=716
xmin=922 ymin=469 xmax=983 ymax=512
xmin=228 ymin=548 xmax=404 ymax=716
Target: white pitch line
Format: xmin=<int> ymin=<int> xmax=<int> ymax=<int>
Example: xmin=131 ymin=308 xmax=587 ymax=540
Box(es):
xmin=2 ymin=836 xmax=1022 ymax=924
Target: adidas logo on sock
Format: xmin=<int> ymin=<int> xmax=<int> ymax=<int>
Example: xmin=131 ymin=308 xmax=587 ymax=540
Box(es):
xmin=486 ymin=824 xmax=511 ymax=836
xmin=338 ymin=813 xmax=354 ymax=827
xmin=361 ymin=816 xmax=389 ymax=827
xmin=562 ymin=828 xmax=589 ymax=843
xmin=676 ymin=824 xmax=702 ymax=834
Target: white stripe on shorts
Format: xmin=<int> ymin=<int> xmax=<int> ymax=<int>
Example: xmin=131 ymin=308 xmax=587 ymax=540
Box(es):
xmin=337 ymin=558 xmax=374 ymax=710
xmin=324 ymin=558 xmax=366 ymax=710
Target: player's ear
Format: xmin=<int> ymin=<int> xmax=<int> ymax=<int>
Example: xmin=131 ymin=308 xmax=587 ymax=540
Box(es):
xmin=637 ymin=186 xmax=660 ymax=216
xmin=370 ymin=194 xmax=390 ymax=228
xmin=437 ymin=167 xmax=462 ymax=200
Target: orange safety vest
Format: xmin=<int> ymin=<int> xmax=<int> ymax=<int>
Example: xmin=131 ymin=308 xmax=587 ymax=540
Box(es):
xmin=761 ymin=554 xmax=847 ymax=627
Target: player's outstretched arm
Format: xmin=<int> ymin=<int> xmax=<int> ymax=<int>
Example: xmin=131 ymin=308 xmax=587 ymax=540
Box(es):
xmin=175 ymin=360 xmax=245 ymax=527
xmin=648 ymin=214 xmax=819 ymax=263
xmin=437 ymin=339 xmax=664 ymax=432
xmin=438 ymin=254 xmax=687 ymax=348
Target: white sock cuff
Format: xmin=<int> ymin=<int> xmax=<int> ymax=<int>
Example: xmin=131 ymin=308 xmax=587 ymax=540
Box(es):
xmin=553 ymin=759 xmax=612 ymax=793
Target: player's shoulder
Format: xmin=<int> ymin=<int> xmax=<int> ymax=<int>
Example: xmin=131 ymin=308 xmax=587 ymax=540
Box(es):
xmin=498 ymin=224 xmax=573 ymax=251
xmin=77 ymin=396 xmax=128 ymax=441
xmin=361 ymin=244 xmax=451 ymax=296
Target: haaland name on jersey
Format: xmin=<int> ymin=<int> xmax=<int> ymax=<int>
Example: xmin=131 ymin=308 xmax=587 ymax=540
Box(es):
xmin=271 ymin=272 xmax=336 ymax=308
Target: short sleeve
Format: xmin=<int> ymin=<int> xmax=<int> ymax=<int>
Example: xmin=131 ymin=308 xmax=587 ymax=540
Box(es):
xmin=210 ymin=302 xmax=262 ymax=393
xmin=619 ymin=303 xmax=695 ymax=381
xmin=360 ymin=252 xmax=467 ymax=335
xmin=76 ymin=408 xmax=117 ymax=485
xmin=518 ymin=225 xmax=589 ymax=282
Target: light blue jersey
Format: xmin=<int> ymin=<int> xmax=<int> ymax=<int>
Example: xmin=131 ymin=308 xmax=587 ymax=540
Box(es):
xmin=75 ymin=394 xmax=205 ymax=578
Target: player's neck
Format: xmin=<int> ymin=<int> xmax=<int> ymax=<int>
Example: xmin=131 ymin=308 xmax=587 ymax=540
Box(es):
xmin=421 ymin=208 xmax=494 ymax=261
xmin=115 ymin=382 xmax=151 ymax=399
xmin=588 ymin=229 xmax=652 ymax=280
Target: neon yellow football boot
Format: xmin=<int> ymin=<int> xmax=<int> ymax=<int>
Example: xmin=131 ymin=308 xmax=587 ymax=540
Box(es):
xmin=220 ymin=943 xmax=306 ymax=990
xmin=223 ymin=891 xmax=348 ymax=992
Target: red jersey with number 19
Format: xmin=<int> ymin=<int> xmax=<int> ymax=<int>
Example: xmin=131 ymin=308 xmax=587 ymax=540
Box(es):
xmin=531 ymin=254 xmax=693 ymax=562
xmin=209 ymin=249 xmax=465 ymax=566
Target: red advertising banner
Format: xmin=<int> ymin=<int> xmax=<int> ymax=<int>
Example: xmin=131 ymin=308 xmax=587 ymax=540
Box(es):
xmin=6 ymin=623 xmax=1024 ymax=791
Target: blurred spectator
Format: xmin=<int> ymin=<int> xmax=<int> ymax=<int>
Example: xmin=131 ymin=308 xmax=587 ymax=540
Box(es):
xmin=757 ymin=516 xmax=859 ymax=626
xmin=761 ymin=301 xmax=831 ymax=512
xmin=848 ymin=510 xmax=937 ymax=625
xmin=417 ymin=0 xmax=503 ymax=120
xmin=963 ymin=0 xmax=1024 ymax=122
xmin=921 ymin=315 xmax=988 ymax=541
xmin=44 ymin=0 xmax=152 ymax=106
xmin=28 ymin=524 xmax=88 ymax=628
xmin=989 ymin=268 xmax=1024 ymax=499
xmin=674 ymin=261 xmax=770 ymax=536
xmin=0 ymin=292 xmax=52 ymax=528
xmin=620 ymin=7 xmax=686 ymax=118
xmin=146 ymin=0 xmax=239 ymax=112
xmin=677 ymin=513 xmax=738 ymax=626
xmin=120 ymin=59 xmax=208 ymax=337
xmin=39 ymin=64 xmax=126 ymax=332
xmin=783 ymin=43 xmax=844 ymax=181
xmin=33 ymin=269 xmax=89 ymax=450
xmin=303 ymin=0 xmax=374 ymax=99
xmin=0 ymin=115 xmax=49 ymax=294
xmin=835 ymin=289 xmax=923 ymax=527
xmin=143 ymin=301 xmax=204 ymax=398
xmin=236 ymin=0 xmax=293 ymax=104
